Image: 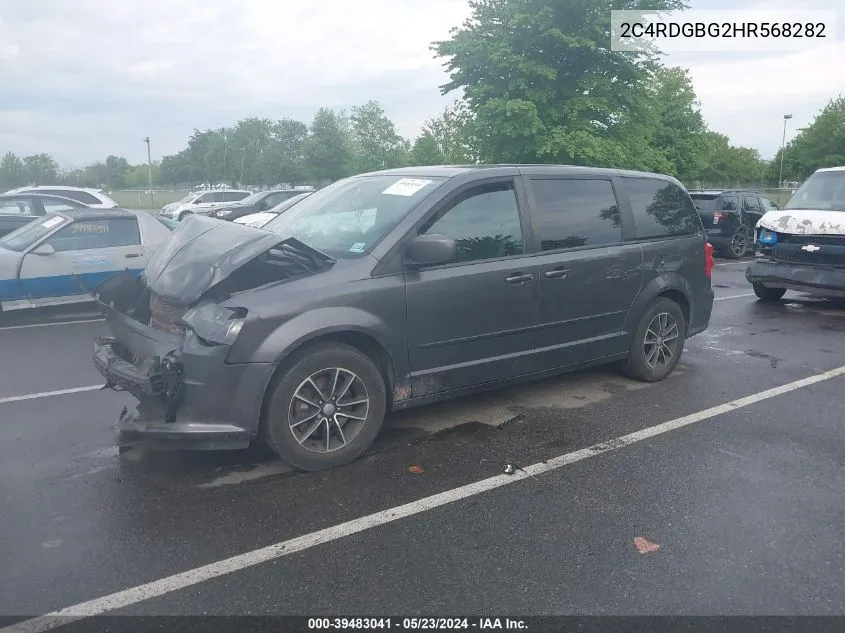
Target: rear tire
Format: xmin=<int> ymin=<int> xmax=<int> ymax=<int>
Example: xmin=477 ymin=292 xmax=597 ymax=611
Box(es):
xmin=261 ymin=342 xmax=387 ymax=471
xmin=723 ymin=226 xmax=749 ymax=259
xmin=752 ymin=283 xmax=786 ymax=302
xmin=621 ymin=298 xmax=687 ymax=382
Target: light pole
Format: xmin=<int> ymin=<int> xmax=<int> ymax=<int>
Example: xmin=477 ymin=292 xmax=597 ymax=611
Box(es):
xmin=142 ymin=136 xmax=153 ymax=202
xmin=778 ymin=114 xmax=792 ymax=188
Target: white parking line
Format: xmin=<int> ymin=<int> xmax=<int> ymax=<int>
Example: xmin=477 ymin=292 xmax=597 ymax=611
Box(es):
xmin=714 ymin=293 xmax=756 ymax=301
xmin=714 ymin=261 xmax=750 ymax=267
xmin=6 ymin=364 xmax=845 ymax=633
xmin=0 ymin=318 xmax=104 ymax=331
xmin=0 ymin=385 xmax=103 ymax=405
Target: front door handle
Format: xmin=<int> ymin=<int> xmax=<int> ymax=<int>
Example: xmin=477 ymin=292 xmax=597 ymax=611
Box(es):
xmin=505 ymin=272 xmax=533 ymax=285
xmin=125 ymin=253 xmax=141 ymax=259
xmin=544 ymin=268 xmax=570 ymax=279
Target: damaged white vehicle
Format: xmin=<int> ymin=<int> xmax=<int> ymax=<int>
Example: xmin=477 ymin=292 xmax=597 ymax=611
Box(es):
xmin=746 ymin=166 xmax=845 ymax=301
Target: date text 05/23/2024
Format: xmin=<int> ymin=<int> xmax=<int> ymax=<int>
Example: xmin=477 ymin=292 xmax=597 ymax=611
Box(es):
xmin=307 ymin=618 xmax=528 ymax=630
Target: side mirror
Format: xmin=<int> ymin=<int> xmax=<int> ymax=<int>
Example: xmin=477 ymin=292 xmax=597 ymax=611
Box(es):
xmin=32 ymin=243 xmax=55 ymax=256
xmin=406 ymin=234 xmax=456 ymax=267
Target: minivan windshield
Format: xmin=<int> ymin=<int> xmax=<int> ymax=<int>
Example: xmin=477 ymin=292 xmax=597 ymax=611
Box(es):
xmin=263 ymin=175 xmax=446 ymax=258
xmin=0 ymin=213 xmax=67 ymax=252
xmin=785 ymin=170 xmax=845 ymax=211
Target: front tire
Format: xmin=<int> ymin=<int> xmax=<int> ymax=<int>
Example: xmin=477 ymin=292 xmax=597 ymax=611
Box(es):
xmin=261 ymin=342 xmax=387 ymax=471
xmin=752 ymin=283 xmax=786 ymax=302
xmin=178 ymin=211 xmax=191 ymax=221
xmin=621 ymin=298 xmax=687 ymax=382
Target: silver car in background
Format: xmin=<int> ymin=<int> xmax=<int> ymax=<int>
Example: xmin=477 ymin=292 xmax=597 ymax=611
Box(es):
xmin=160 ymin=189 xmax=251 ymax=221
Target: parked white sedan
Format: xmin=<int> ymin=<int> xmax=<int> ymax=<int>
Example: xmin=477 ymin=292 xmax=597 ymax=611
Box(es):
xmin=0 ymin=209 xmax=174 ymax=312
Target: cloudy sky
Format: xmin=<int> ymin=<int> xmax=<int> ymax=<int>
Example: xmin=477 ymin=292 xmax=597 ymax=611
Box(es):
xmin=0 ymin=0 xmax=842 ymax=168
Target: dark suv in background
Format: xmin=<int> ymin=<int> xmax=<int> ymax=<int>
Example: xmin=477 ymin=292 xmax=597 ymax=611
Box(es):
xmin=91 ymin=165 xmax=714 ymax=471
xmin=689 ymin=189 xmax=779 ymax=258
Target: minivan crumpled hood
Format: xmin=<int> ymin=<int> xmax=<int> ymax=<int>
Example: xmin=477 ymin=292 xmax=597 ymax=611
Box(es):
xmin=142 ymin=215 xmax=333 ymax=305
xmin=758 ymin=209 xmax=845 ymax=235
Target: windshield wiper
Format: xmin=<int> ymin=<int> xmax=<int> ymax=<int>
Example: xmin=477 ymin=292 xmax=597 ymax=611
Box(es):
xmin=265 ymin=239 xmax=335 ymax=273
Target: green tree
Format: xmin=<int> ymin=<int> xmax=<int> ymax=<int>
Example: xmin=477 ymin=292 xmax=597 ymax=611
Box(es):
xmin=433 ymin=0 xmax=686 ymax=169
xmin=411 ymin=100 xmax=479 ymax=165
xmin=104 ymin=155 xmax=130 ymax=189
xmin=692 ymin=131 xmax=766 ymax=187
xmin=22 ymin=153 xmax=59 ymax=185
xmin=256 ymin=118 xmax=310 ymax=185
xmin=160 ymin=151 xmax=192 ymax=186
xmin=774 ymin=96 xmax=845 ymax=181
xmin=650 ymin=66 xmax=707 ymax=181
xmin=125 ymin=162 xmax=160 ymax=189
xmin=411 ymin=132 xmax=446 ymax=165
xmin=350 ymin=100 xmax=409 ymax=172
xmin=305 ymin=108 xmax=354 ymax=183
xmin=0 ymin=152 xmax=27 ymax=189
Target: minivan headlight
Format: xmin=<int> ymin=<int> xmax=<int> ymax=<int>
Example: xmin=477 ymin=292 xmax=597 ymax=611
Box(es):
xmin=181 ymin=304 xmax=247 ymax=346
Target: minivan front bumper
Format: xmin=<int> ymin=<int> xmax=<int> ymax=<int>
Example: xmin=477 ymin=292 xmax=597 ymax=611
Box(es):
xmin=746 ymin=259 xmax=845 ymax=298
xmin=92 ymin=307 xmax=275 ymax=451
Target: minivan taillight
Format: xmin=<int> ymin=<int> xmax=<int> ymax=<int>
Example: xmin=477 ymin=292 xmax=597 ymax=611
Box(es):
xmin=713 ymin=211 xmax=723 ymax=224
xmin=705 ymin=242 xmax=714 ymax=277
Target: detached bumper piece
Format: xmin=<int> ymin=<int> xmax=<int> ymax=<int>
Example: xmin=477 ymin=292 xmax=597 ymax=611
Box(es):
xmin=93 ymin=337 xmax=182 ymax=421
xmin=747 ymin=259 xmax=845 ymax=298
xmin=93 ymin=336 xmax=252 ymax=450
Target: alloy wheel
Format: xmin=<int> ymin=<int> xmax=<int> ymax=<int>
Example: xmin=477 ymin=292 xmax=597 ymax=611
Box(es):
xmin=643 ymin=312 xmax=680 ymax=370
xmin=288 ymin=367 xmax=370 ymax=453
xmin=730 ymin=229 xmax=747 ymax=257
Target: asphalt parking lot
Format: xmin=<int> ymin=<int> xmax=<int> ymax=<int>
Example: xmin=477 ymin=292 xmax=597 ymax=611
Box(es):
xmin=2 ymin=260 xmax=844 ymax=626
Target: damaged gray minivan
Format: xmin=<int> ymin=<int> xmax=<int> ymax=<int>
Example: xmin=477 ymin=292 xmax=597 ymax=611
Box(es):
xmin=92 ymin=165 xmax=714 ymax=471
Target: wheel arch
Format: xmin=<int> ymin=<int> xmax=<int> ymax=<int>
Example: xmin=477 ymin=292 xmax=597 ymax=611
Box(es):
xmin=625 ymin=275 xmax=693 ymax=338
xmin=258 ymin=326 xmax=399 ymax=434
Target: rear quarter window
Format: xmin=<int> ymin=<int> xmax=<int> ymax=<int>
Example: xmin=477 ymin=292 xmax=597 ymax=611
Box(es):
xmin=623 ymin=178 xmax=701 ymax=239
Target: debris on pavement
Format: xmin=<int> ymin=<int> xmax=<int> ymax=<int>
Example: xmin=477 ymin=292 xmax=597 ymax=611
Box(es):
xmin=504 ymin=464 xmax=516 ymax=475
xmin=633 ymin=537 xmax=661 ymax=554
xmin=407 ymin=465 xmax=424 ymax=474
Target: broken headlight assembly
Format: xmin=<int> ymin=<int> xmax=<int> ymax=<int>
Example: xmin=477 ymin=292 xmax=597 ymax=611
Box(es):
xmin=181 ymin=304 xmax=247 ymax=346
xmin=755 ymin=228 xmax=779 ymax=257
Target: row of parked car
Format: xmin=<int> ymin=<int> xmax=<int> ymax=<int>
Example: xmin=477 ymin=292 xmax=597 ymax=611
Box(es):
xmin=158 ymin=187 xmax=315 ymax=226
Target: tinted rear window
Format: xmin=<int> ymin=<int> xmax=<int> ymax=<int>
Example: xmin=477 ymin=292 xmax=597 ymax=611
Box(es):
xmin=39 ymin=189 xmax=101 ymax=204
xmin=626 ymin=178 xmax=701 ymax=239
xmin=529 ymin=178 xmax=621 ymax=250
xmin=689 ymin=194 xmax=717 ymax=212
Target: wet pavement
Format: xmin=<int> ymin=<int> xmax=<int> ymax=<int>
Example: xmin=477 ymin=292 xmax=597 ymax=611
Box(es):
xmin=1 ymin=260 xmax=844 ymax=621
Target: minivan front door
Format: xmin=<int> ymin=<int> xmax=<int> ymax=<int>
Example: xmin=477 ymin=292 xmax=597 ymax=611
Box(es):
xmin=404 ymin=180 xmax=540 ymax=397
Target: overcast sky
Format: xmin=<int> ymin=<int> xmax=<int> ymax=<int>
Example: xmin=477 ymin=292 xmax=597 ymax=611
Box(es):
xmin=0 ymin=0 xmax=842 ymax=168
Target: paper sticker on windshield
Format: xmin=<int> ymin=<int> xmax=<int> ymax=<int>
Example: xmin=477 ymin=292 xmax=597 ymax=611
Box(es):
xmin=349 ymin=242 xmax=366 ymax=253
xmin=41 ymin=216 xmax=64 ymax=229
xmin=382 ymin=178 xmax=433 ymax=197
